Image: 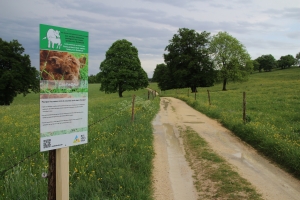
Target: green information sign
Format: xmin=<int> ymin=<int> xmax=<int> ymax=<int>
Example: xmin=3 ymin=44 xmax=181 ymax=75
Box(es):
xmin=40 ymin=24 xmax=89 ymax=152
xmin=40 ymin=24 xmax=88 ymax=53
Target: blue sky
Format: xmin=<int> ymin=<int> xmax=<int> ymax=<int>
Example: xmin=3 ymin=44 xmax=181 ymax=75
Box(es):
xmin=1 ymin=0 xmax=299 ymax=77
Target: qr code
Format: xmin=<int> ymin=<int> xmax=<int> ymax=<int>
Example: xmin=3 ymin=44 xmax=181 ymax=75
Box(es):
xmin=43 ymin=139 xmax=51 ymax=149
xmin=81 ymin=135 xmax=86 ymax=142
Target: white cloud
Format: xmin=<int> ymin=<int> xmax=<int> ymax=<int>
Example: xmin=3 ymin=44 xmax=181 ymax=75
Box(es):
xmin=0 ymin=0 xmax=299 ymax=77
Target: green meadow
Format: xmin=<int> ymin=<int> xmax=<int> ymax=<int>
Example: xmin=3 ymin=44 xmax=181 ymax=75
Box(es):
xmin=155 ymin=67 xmax=300 ymax=178
xmin=1 ymin=67 xmax=299 ymax=199
xmin=0 ymin=85 xmax=159 ymax=199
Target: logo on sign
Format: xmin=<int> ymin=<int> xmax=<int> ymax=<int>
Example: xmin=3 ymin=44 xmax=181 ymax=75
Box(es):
xmin=73 ymin=135 xmax=81 ymax=143
xmin=43 ymin=29 xmax=62 ymax=49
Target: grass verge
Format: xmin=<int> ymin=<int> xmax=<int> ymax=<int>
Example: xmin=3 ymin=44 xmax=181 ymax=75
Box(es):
xmin=0 ymin=84 xmax=160 ymax=199
xmin=155 ymin=67 xmax=300 ymax=179
xmin=180 ymin=126 xmax=262 ymax=200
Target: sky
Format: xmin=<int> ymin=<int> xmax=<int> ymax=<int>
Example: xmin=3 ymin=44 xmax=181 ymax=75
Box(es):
xmin=1 ymin=0 xmax=299 ymax=78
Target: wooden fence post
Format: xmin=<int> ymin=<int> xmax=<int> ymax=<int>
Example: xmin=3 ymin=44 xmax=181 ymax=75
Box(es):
xmin=48 ymin=150 xmax=56 ymax=200
xmin=56 ymin=147 xmax=69 ymax=200
xmin=131 ymin=95 xmax=136 ymax=122
xmin=243 ymin=92 xmax=246 ymax=123
xmin=207 ymin=90 xmax=211 ymax=105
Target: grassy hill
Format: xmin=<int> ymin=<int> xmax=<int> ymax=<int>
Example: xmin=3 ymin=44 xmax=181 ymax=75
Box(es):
xmin=155 ymin=67 xmax=300 ymax=178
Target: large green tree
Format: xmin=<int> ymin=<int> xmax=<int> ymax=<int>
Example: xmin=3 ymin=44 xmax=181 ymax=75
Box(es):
xmin=88 ymin=72 xmax=101 ymax=84
xmin=296 ymin=52 xmax=300 ymax=67
xmin=152 ymin=63 xmax=172 ymax=91
xmin=256 ymin=54 xmax=277 ymax=72
xmin=252 ymin=59 xmax=260 ymax=72
xmin=209 ymin=32 xmax=252 ymax=91
xmin=164 ymin=28 xmax=215 ymax=92
xmin=99 ymin=39 xmax=148 ymax=97
xmin=0 ymin=38 xmax=39 ymax=105
xmin=278 ymin=54 xmax=296 ymax=69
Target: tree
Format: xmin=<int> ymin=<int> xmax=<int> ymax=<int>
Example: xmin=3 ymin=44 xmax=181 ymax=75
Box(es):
xmin=209 ymin=32 xmax=252 ymax=90
xmin=88 ymin=73 xmax=101 ymax=83
xmin=0 ymin=38 xmax=39 ymax=105
xmin=278 ymin=54 xmax=296 ymax=69
xmin=256 ymin=54 xmax=277 ymax=72
xmin=252 ymin=59 xmax=260 ymax=72
xmin=99 ymin=39 xmax=148 ymax=97
xmin=164 ymin=28 xmax=215 ymax=93
xmin=152 ymin=63 xmax=172 ymax=91
xmin=296 ymin=52 xmax=300 ymax=67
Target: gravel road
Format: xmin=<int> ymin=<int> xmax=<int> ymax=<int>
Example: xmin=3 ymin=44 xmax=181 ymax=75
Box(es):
xmin=152 ymin=97 xmax=300 ymax=200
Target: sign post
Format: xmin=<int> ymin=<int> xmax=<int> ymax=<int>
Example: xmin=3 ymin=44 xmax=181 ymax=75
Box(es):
xmin=39 ymin=24 xmax=89 ymax=199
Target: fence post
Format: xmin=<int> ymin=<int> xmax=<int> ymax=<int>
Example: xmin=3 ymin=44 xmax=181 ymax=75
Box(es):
xmin=243 ymin=92 xmax=246 ymax=123
xmin=207 ymin=90 xmax=211 ymax=106
xmin=131 ymin=95 xmax=136 ymax=122
xmin=48 ymin=150 xmax=56 ymax=200
xmin=56 ymin=147 xmax=69 ymax=200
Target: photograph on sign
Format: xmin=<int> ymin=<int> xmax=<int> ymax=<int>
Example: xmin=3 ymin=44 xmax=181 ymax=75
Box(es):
xmin=39 ymin=24 xmax=88 ymax=152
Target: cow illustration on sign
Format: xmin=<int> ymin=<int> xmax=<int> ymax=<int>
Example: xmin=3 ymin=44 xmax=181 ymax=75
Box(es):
xmin=43 ymin=29 xmax=62 ymax=49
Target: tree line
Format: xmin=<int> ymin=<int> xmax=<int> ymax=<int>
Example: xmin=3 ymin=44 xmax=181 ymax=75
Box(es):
xmin=152 ymin=28 xmax=300 ymax=92
xmin=1 ymin=28 xmax=300 ymax=104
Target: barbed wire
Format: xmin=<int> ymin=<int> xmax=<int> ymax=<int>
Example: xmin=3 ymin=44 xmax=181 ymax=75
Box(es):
xmin=0 ymin=99 xmax=139 ymax=178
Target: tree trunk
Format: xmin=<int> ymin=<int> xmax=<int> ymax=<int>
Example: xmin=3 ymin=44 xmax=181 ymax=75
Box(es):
xmin=222 ymin=78 xmax=227 ymax=91
xmin=118 ymin=84 xmax=123 ymax=97
xmin=191 ymin=86 xmax=197 ymax=93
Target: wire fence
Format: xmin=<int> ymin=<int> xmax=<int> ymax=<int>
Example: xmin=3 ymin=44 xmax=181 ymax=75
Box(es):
xmin=1 ymin=94 xmax=158 ymax=199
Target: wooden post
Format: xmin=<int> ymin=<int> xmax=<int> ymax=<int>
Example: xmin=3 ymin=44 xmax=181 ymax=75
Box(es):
xmin=207 ymin=90 xmax=211 ymax=106
xmin=243 ymin=92 xmax=246 ymax=123
xmin=131 ymin=95 xmax=136 ymax=122
xmin=48 ymin=150 xmax=56 ymax=200
xmin=56 ymin=147 xmax=69 ymax=200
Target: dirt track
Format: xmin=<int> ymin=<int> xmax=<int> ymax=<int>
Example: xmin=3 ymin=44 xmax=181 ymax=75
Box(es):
xmin=152 ymin=97 xmax=300 ymax=200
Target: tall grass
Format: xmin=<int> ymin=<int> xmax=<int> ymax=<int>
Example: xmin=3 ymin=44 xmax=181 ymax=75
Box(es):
xmin=0 ymin=85 xmax=159 ymax=199
xmin=157 ymin=67 xmax=300 ymax=178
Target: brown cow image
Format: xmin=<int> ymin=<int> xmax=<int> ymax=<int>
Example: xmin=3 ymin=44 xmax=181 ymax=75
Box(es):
xmin=40 ymin=50 xmax=86 ymax=81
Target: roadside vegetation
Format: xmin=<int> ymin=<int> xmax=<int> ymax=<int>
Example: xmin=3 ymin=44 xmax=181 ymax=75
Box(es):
xmin=180 ymin=126 xmax=262 ymax=199
xmin=156 ymin=67 xmax=300 ymax=179
xmin=0 ymin=84 xmax=160 ymax=199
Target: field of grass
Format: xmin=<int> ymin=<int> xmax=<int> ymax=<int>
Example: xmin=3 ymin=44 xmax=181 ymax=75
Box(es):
xmin=155 ymin=67 xmax=300 ymax=178
xmin=0 ymin=85 xmax=160 ymax=199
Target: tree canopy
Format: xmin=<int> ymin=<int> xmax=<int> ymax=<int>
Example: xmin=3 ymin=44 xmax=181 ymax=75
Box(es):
xmin=278 ymin=54 xmax=296 ymax=69
xmin=209 ymin=32 xmax=252 ymax=91
xmin=0 ymin=38 xmax=39 ymax=105
xmin=152 ymin=63 xmax=172 ymax=91
xmin=88 ymin=73 xmax=101 ymax=83
xmin=255 ymin=54 xmax=277 ymax=72
xmin=296 ymin=52 xmax=300 ymax=67
xmin=163 ymin=28 xmax=215 ymax=92
xmin=99 ymin=39 xmax=148 ymax=97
